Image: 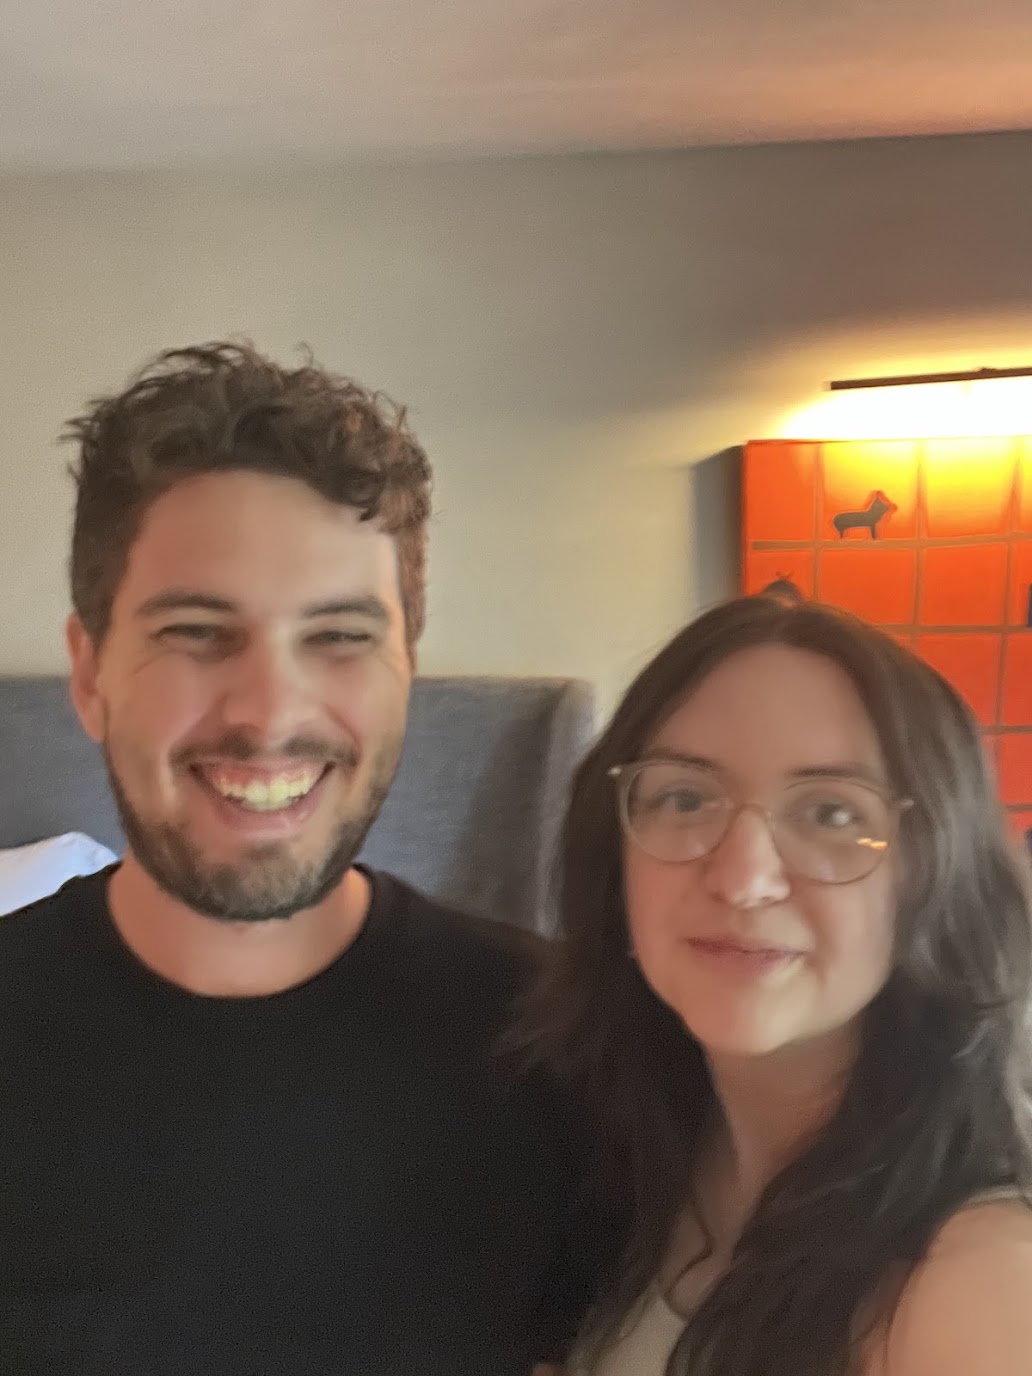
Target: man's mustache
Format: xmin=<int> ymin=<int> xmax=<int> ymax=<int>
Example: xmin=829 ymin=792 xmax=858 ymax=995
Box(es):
xmin=173 ymin=733 xmax=359 ymax=769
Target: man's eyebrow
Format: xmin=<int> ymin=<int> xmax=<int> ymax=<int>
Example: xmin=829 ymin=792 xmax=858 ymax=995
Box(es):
xmin=133 ymin=592 xmax=391 ymax=623
xmin=300 ymin=597 xmax=390 ymax=624
xmin=134 ymin=591 xmax=237 ymax=619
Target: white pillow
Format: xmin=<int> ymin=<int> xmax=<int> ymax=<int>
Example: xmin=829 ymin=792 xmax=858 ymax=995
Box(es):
xmin=0 ymin=832 xmax=118 ymax=916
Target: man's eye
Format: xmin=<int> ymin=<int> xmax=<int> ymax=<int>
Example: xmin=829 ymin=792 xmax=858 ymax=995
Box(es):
xmin=307 ymin=630 xmax=373 ymax=649
xmin=155 ymin=624 xmax=235 ymax=653
xmin=159 ymin=624 xmax=224 ymax=642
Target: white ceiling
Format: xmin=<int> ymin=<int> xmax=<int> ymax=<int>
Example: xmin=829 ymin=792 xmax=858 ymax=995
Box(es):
xmin=3 ymin=0 xmax=1032 ymax=169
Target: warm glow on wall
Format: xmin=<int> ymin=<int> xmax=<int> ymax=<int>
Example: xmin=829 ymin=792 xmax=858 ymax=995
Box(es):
xmin=774 ymin=374 xmax=1032 ymax=441
xmin=741 ymin=436 xmax=1032 ymax=841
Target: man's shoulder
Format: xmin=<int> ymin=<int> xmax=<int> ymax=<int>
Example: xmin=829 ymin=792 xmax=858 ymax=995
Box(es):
xmin=370 ymin=869 xmax=548 ymax=959
xmin=0 ymin=872 xmax=107 ymax=1010
xmin=0 ymin=871 xmax=102 ymax=940
xmin=364 ymin=869 xmax=551 ymax=1012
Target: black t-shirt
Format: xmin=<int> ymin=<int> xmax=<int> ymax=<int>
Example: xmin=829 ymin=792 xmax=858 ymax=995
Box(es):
xmin=0 ymin=867 xmax=597 ymax=1375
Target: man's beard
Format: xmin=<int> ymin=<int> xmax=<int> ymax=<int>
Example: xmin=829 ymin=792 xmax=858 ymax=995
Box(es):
xmin=103 ymin=736 xmax=402 ymax=923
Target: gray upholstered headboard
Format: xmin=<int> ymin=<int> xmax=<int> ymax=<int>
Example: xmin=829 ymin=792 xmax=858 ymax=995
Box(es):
xmin=0 ymin=674 xmax=596 ymax=933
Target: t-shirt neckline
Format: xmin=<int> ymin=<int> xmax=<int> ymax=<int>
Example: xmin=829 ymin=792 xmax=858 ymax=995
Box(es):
xmin=81 ymin=862 xmax=396 ymax=1026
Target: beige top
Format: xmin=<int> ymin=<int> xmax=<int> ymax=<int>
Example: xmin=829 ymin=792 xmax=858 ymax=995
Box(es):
xmin=589 ymin=1289 xmax=683 ymax=1376
xmin=586 ymin=1187 xmax=1024 ymax=1376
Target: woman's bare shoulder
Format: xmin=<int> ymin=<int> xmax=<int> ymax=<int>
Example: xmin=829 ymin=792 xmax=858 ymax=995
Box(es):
xmin=870 ymin=1199 xmax=1032 ymax=1376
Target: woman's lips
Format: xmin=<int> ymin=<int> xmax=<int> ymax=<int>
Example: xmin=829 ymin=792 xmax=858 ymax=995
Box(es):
xmin=684 ymin=936 xmax=804 ymax=978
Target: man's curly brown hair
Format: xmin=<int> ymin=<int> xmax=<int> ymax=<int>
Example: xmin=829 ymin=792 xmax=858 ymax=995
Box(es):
xmin=65 ymin=341 xmax=433 ymax=651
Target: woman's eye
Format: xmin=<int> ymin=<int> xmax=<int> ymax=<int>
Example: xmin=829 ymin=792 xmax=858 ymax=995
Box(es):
xmin=668 ymin=789 xmax=707 ymax=812
xmin=813 ymin=801 xmax=859 ymax=829
xmin=643 ymin=788 xmax=708 ymax=815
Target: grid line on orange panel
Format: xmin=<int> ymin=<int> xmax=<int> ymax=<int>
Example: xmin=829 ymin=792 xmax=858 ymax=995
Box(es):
xmin=837 ymin=624 xmax=1032 ymax=635
xmin=814 ymin=443 xmax=826 ymax=549
xmin=1009 ymin=543 xmax=1032 ymax=624
xmin=1007 ymin=456 xmax=1023 ymax=624
xmin=751 ymin=533 xmax=1032 ymax=551
xmin=913 ymin=443 xmax=928 ymax=621
xmin=915 ymin=439 xmax=928 ymax=539
xmin=912 ymin=538 xmax=925 ymax=629
xmin=741 ymin=547 xmax=816 ymax=597
xmin=1001 ymin=457 xmax=1021 ymax=668
xmin=820 ymin=443 xmax=831 ymax=544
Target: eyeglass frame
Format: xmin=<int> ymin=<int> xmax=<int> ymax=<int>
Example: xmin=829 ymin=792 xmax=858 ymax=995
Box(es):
xmin=607 ymin=757 xmax=914 ymax=886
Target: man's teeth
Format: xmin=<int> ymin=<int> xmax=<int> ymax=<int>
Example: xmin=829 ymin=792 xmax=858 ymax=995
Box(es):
xmin=208 ymin=771 xmax=323 ymax=811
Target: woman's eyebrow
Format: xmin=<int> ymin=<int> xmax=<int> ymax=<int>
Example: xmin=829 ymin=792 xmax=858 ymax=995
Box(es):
xmin=789 ymin=762 xmax=886 ymax=787
xmin=639 ymin=750 xmax=720 ymax=771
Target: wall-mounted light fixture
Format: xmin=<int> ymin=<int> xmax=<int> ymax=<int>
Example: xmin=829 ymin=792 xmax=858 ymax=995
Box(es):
xmin=776 ymin=363 xmax=1032 ymax=441
xmin=828 ymin=365 xmax=1032 ymax=392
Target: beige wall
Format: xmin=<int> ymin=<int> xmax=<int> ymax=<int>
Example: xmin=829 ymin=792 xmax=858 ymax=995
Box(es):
xmin=3 ymin=132 xmax=1032 ymax=710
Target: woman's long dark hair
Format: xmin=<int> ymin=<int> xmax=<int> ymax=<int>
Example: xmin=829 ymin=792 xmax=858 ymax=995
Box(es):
xmin=519 ymin=595 xmax=1032 ymax=1376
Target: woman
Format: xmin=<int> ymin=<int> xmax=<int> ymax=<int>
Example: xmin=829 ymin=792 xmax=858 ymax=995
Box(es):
xmin=523 ymin=595 xmax=1032 ymax=1376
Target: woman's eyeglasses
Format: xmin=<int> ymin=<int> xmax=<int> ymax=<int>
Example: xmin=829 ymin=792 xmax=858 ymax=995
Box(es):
xmin=608 ymin=759 xmax=912 ymax=885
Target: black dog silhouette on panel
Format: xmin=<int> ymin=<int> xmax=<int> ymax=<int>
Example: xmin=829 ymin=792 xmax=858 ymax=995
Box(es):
xmin=832 ymin=490 xmax=898 ymax=539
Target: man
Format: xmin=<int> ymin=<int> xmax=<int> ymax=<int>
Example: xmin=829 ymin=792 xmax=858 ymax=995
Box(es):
xmin=0 ymin=343 xmax=596 ymax=1374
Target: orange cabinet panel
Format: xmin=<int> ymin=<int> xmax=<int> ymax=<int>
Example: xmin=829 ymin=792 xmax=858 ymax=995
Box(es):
xmin=1008 ymin=542 xmax=1032 ymax=626
xmin=1019 ymin=440 xmax=1032 ymax=532
xmin=998 ymin=735 xmax=1032 ymax=807
xmin=916 ymin=634 xmax=1002 ymax=726
xmin=744 ymin=441 xmax=817 ymax=544
xmin=741 ymin=438 xmax=1032 ymax=764
xmin=1001 ymin=635 xmax=1032 ymax=727
xmin=742 ymin=548 xmax=814 ymax=597
xmin=919 ymin=543 xmax=1008 ymax=626
xmin=822 ymin=440 xmax=918 ymax=540
xmin=923 ymin=438 xmax=1016 ymax=537
xmin=1008 ymin=809 xmax=1032 ymax=846
xmin=818 ymin=547 xmax=916 ymax=625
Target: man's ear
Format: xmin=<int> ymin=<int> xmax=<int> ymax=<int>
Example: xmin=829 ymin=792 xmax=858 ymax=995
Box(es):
xmin=67 ymin=613 xmax=105 ymax=743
